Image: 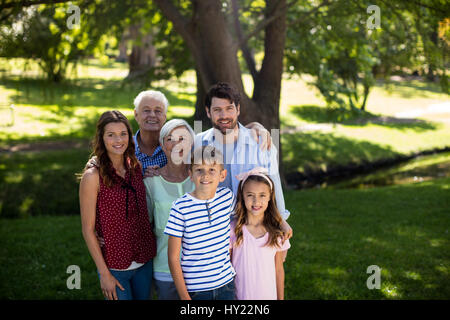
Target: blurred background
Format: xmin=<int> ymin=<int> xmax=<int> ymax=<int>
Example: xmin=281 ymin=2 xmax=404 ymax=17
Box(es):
xmin=0 ymin=0 xmax=449 ymax=299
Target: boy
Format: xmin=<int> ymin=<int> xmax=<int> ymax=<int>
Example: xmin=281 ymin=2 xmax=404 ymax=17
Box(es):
xmin=164 ymin=146 xmax=236 ymax=300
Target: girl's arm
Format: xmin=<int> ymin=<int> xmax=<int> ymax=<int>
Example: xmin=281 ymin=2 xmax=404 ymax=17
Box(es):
xmin=79 ymin=168 xmax=124 ymax=300
xmin=168 ymin=235 xmax=191 ymax=300
xmin=275 ymin=250 xmax=286 ymax=300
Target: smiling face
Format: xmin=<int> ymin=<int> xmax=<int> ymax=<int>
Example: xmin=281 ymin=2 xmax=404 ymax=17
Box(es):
xmin=103 ymin=122 xmax=129 ymax=157
xmin=206 ymin=97 xmax=240 ymax=135
xmin=161 ymin=126 xmax=193 ymax=165
xmin=242 ymin=179 xmax=271 ymax=217
xmin=134 ymin=96 xmax=167 ymax=133
xmin=189 ymin=163 xmax=227 ymax=194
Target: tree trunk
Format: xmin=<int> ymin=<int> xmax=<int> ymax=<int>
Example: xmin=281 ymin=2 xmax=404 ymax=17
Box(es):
xmin=194 ymin=68 xmax=209 ymax=127
xmin=126 ymin=24 xmax=156 ymax=81
xmin=251 ymin=0 xmax=286 ymax=131
xmin=154 ymin=0 xmax=288 ymax=184
xmin=117 ymin=32 xmax=128 ymax=63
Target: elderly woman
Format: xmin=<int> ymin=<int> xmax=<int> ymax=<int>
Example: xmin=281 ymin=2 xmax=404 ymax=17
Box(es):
xmin=143 ymin=119 xmax=195 ymax=300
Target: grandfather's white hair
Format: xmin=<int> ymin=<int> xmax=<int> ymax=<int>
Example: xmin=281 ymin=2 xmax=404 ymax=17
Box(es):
xmin=133 ymin=90 xmax=169 ymax=113
xmin=159 ymin=119 xmax=195 ymax=147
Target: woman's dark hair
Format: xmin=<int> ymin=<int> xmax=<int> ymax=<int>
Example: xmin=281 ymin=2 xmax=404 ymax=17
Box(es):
xmin=205 ymin=82 xmax=240 ymax=110
xmin=81 ymin=110 xmax=140 ymax=187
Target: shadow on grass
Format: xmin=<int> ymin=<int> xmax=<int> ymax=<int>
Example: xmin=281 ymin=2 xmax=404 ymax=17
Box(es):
xmin=376 ymin=78 xmax=448 ymax=98
xmin=0 ymin=77 xmax=195 ymax=110
xmin=0 ymin=148 xmax=91 ymax=218
xmin=284 ymin=177 xmax=450 ymax=299
xmin=0 ymin=76 xmax=195 ymax=147
xmin=1 ymin=109 xmax=100 ymax=147
xmin=289 ymin=105 xmax=439 ymax=132
xmin=282 ymin=131 xmax=401 ymax=175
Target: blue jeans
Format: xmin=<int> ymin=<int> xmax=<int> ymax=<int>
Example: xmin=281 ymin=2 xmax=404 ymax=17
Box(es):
xmin=190 ymin=279 xmax=236 ymax=300
xmin=154 ymin=279 xmax=180 ymax=300
xmin=101 ymin=260 xmax=153 ymax=300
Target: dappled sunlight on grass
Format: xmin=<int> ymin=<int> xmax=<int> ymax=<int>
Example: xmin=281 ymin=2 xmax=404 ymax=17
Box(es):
xmin=429 ymin=239 xmax=445 ymax=248
xmin=0 ymin=149 xmax=90 ymax=218
xmin=282 ymin=131 xmax=400 ymax=173
xmin=283 ymin=177 xmax=450 ymax=299
xmin=404 ymin=271 xmax=422 ymax=281
xmin=381 ymin=282 xmax=401 ymax=298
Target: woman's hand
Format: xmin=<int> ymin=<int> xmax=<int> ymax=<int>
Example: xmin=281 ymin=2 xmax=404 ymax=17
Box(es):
xmin=144 ymin=165 xmax=161 ymax=178
xmin=99 ymin=271 xmax=124 ymax=300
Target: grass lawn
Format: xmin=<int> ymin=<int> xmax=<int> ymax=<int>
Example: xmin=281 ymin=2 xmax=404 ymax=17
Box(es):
xmin=1 ymin=177 xmax=448 ymax=299
xmin=1 ymin=59 xmax=449 ymax=175
xmin=283 ymin=177 xmax=450 ymax=299
xmin=0 ymin=58 xmax=449 ymax=300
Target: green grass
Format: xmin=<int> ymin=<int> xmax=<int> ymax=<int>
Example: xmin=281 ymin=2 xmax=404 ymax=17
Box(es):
xmin=1 ymin=60 xmax=449 ymax=174
xmin=0 ymin=149 xmax=90 ymax=218
xmin=1 ymin=177 xmax=448 ymax=299
xmin=283 ymin=177 xmax=450 ymax=299
xmin=0 ymin=59 xmax=449 ymax=299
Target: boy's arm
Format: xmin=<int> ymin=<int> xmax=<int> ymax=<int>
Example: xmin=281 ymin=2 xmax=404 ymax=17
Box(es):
xmin=275 ymin=250 xmax=286 ymax=300
xmin=168 ymin=235 xmax=191 ymax=300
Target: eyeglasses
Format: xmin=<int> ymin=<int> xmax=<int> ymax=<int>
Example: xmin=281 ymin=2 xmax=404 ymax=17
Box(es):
xmin=205 ymin=201 xmax=212 ymax=224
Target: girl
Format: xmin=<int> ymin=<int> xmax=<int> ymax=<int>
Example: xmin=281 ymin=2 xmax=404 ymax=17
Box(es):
xmin=231 ymin=167 xmax=290 ymax=300
xmin=79 ymin=110 xmax=156 ymax=300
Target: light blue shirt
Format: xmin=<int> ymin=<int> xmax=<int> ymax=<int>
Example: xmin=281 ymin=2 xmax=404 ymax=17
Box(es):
xmin=194 ymin=123 xmax=290 ymax=220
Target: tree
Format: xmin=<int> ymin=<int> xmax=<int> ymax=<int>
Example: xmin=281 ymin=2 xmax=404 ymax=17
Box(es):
xmin=153 ymin=0 xmax=290 ymax=132
xmin=285 ymin=0 xmax=449 ymax=111
xmin=286 ymin=0 xmax=377 ymax=111
xmin=0 ymin=0 xmax=142 ymax=82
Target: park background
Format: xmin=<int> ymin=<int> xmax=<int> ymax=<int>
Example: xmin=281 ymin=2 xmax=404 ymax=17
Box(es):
xmin=0 ymin=0 xmax=449 ymax=299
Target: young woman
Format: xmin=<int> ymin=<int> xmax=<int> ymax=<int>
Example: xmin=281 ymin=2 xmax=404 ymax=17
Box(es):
xmin=79 ymin=110 xmax=156 ymax=300
xmin=231 ymin=167 xmax=291 ymax=300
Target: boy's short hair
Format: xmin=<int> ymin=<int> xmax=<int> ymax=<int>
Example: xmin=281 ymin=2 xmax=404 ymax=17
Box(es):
xmin=190 ymin=145 xmax=224 ymax=170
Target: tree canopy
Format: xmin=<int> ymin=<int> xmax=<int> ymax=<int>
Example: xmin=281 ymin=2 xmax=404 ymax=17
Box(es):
xmin=1 ymin=0 xmax=448 ymax=114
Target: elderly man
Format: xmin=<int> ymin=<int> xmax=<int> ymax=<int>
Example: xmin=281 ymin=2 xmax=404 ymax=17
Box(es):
xmin=133 ymin=89 xmax=272 ymax=175
xmin=132 ymin=90 xmax=169 ymax=173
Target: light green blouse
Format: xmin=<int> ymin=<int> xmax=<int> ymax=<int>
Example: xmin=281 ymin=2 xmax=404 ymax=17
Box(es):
xmin=143 ymin=175 xmax=194 ymax=281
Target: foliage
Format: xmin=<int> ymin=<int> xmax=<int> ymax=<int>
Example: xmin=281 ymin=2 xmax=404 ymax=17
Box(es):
xmin=123 ymin=5 xmax=194 ymax=83
xmin=285 ymin=0 xmax=449 ymax=110
xmin=0 ymin=1 xmax=134 ymax=82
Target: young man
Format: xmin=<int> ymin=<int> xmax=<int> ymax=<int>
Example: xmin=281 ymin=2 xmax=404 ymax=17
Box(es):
xmin=195 ymin=82 xmax=292 ymax=231
xmin=165 ymin=146 xmax=236 ymax=300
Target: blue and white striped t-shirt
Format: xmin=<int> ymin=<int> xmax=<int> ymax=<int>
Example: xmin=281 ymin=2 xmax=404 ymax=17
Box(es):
xmin=164 ymin=187 xmax=236 ymax=292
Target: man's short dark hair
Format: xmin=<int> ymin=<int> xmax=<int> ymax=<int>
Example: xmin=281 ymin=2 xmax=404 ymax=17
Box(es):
xmin=205 ymin=82 xmax=240 ymax=110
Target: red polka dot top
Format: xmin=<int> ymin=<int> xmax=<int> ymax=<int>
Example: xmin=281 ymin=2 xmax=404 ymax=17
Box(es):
xmin=95 ymin=163 xmax=156 ymax=270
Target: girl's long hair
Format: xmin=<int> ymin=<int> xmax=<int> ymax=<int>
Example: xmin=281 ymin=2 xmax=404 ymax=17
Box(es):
xmin=81 ymin=110 xmax=140 ymax=187
xmin=233 ymin=175 xmax=284 ymax=248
